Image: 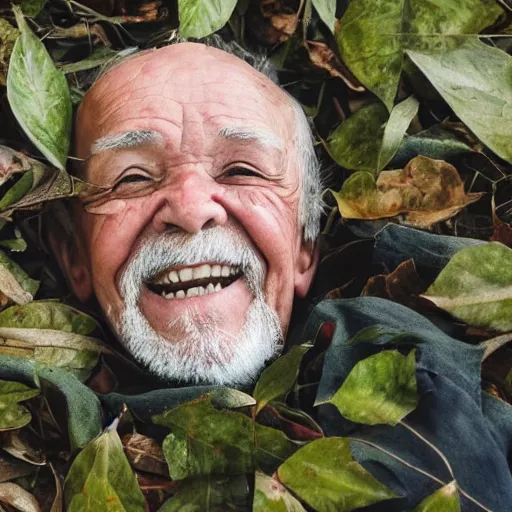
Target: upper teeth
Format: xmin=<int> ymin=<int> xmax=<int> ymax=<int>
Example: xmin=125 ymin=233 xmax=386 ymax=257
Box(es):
xmin=155 ymin=264 xmax=237 ymax=285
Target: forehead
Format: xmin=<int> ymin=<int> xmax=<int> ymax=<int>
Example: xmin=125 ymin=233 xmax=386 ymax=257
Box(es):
xmin=75 ymin=43 xmax=295 ymax=157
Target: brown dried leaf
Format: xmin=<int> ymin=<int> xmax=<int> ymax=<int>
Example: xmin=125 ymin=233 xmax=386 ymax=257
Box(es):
xmin=0 ymin=483 xmax=41 ymax=512
xmin=306 ymin=41 xmax=364 ymax=91
xmin=123 ymin=433 xmax=169 ymax=477
xmin=332 ymin=156 xmax=483 ymax=228
xmin=247 ymin=0 xmax=300 ymax=44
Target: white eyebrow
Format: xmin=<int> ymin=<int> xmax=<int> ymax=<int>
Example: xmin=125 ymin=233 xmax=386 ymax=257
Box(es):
xmin=219 ymin=126 xmax=283 ymax=151
xmin=90 ymin=130 xmax=163 ymax=155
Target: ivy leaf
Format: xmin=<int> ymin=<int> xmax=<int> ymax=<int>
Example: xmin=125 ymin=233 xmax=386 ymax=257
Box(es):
xmin=159 ymin=475 xmax=249 ymax=511
xmin=331 ymin=156 xmax=482 ymax=229
xmin=378 ymin=96 xmax=419 ymax=170
xmin=413 ymin=481 xmax=460 ymax=512
xmin=312 ymin=0 xmax=336 ymax=33
xmin=0 ymin=379 xmax=39 ymax=431
xmin=336 ymin=0 xmax=503 ymax=110
xmin=253 ymin=343 xmax=311 ymax=415
xmin=407 ymin=39 xmax=512 ymax=163
xmin=327 ymin=102 xmax=389 ymax=173
xmin=424 ymin=242 xmax=512 ymax=332
xmin=7 ymin=6 xmax=72 ymax=170
xmin=329 ymin=350 xmax=418 ymax=426
xmin=253 ymin=471 xmax=306 ymax=512
xmin=64 ymin=420 xmax=146 ymax=512
xmin=153 ymin=398 xmax=295 ymax=480
xmin=178 ymin=0 xmax=238 ymax=38
xmin=277 ymin=437 xmax=398 ymax=512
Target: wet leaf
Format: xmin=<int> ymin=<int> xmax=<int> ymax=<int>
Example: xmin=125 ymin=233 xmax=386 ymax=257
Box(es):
xmin=159 ymin=475 xmax=249 ymax=512
xmin=337 ymin=0 xmax=503 ymax=110
xmin=0 ymin=18 xmax=19 ymax=87
xmin=329 ymin=350 xmax=418 ymax=426
xmin=178 ymin=0 xmax=238 ymax=38
xmin=327 ymin=102 xmax=388 ymax=173
xmin=0 ymin=301 xmax=97 ymax=335
xmin=0 ymin=482 xmax=40 ymax=512
xmin=0 ymin=379 xmax=39 ymax=431
xmin=64 ymin=420 xmax=146 ymax=512
xmin=312 ymin=0 xmax=335 ymax=33
xmin=413 ymin=481 xmax=460 ymax=512
xmin=424 ymin=242 xmax=512 ymax=332
xmin=277 ymin=437 xmax=398 ymax=512
xmin=253 ymin=471 xmax=306 ymax=512
xmin=378 ymin=96 xmax=420 ymax=170
xmin=253 ymin=343 xmax=311 ymax=414
xmin=331 ymin=156 xmax=483 ymax=228
xmin=7 ymin=7 xmax=72 ymax=170
xmin=408 ymin=39 xmax=512 ymax=163
xmin=153 ymin=398 xmax=295 ymax=480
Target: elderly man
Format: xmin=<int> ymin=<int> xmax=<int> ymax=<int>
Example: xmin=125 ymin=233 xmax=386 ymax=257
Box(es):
xmin=51 ymin=40 xmax=322 ymax=386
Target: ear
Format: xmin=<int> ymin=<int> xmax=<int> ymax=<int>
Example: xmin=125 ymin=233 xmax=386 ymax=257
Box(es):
xmin=294 ymin=240 xmax=319 ymax=298
xmin=47 ymin=228 xmax=93 ymax=304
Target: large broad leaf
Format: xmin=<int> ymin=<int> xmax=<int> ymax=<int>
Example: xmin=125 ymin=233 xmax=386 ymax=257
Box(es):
xmin=328 ymin=102 xmax=389 ymax=173
xmin=312 ymin=0 xmax=335 ymax=33
xmin=0 ymin=379 xmax=39 ymax=431
xmin=0 ymin=301 xmax=97 ymax=335
xmin=253 ymin=343 xmax=311 ymax=415
xmin=7 ymin=7 xmax=72 ymax=170
xmin=378 ymin=96 xmax=419 ymax=170
xmin=424 ymin=242 xmax=512 ymax=332
xmin=178 ymin=0 xmax=238 ymax=38
xmin=413 ymin=482 xmax=460 ymax=512
xmin=407 ymin=39 xmax=512 ymax=163
xmin=329 ymin=350 xmax=418 ymax=426
xmin=337 ymin=0 xmax=503 ymax=110
xmin=253 ymin=472 xmax=306 ymax=512
xmin=64 ymin=421 xmax=146 ymax=512
xmin=331 ymin=156 xmax=482 ymax=228
xmin=153 ymin=398 xmax=295 ymax=480
xmin=159 ymin=475 xmax=249 ymax=511
xmin=277 ymin=437 xmax=398 ymax=512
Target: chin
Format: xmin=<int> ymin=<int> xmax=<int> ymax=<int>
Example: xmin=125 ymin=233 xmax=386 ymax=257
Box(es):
xmin=116 ymin=294 xmax=283 ymax=387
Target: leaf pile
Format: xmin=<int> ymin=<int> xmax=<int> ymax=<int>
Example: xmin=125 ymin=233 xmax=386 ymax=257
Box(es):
xmin=0 ymin=0 xmax=512 ymax=510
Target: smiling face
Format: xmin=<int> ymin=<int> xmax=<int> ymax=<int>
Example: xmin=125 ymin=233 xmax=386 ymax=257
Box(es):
xmin=62 ymin=42 xmax=318 ymax=385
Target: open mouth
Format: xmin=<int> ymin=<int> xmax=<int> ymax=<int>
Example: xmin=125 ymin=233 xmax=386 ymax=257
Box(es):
xmin=146 ymin=263 xmax=243 ymax=299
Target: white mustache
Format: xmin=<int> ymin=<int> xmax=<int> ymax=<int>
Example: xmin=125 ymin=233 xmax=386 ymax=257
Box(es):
xmin=119 ymin=226 xmax=266 ymax=302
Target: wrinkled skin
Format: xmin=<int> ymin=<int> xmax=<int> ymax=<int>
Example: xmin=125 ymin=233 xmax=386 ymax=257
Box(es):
xmin=56 ymin=43 xmax=317 ymax=358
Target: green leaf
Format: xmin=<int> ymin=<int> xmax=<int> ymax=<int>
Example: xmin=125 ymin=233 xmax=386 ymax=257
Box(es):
xmin=277 ymin=437 xmax=398 ymax=512
xmin=0 ymin=379 xmax=39 ymax=431
xmin=0 ymin=249 xmax=39 ymax=305
xmin=407 ymin=39 xmax=512 ymax=163
xmin=0 ymin=171 xmax=33 ymax=211
xmin=253 ymin=472 xmax=306 ymax=512
xmin=378 ymin=96 xmax=419 ymax=170
xmin=178 ymin=0 xmax=238 ymax=38
xmin=60 ymin=47 xmax=118 ymax=74
xmin=327 ymin=102 xmax=389 ymax=173
xmin=159 ymin=475 xmax=249 ymax=512
xmin=64 ymin=421 xmax=146 ymax=512
xmin=312 ymin=0 xmax=336 ymax=33
xmin=424 ymin=242 xmax=512 ymax=332
xmin=15 ymin=0 xmax=47 ymax=18
xmin=253 ymin=343 xmax=311 ymax=415
xmin=329 ymin=350 xmax=418 ymax=426
xmin=413 ymin=482 xmax=460 ymax=512
xmin=0 ymin=301 xmax=97 ymax=335
xmin=7 ymin=6 xmax=72 ymax=170
xmin=337 ymin=0 xmax=503 ymax=110
xmin=0 ymin=18 xmax=19 ymax=87
xmin=153 ymin=398 xmax=295 ymax=480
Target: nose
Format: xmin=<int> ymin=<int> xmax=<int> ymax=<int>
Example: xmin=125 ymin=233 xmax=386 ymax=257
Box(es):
xmin=151 ymin=171 xmax=228 ymax=234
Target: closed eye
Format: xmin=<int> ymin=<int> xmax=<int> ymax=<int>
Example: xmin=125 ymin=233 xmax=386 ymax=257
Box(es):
xmin=114 ymin=173 xmax=152 ymax=188
xmin=224 ymin=167 xmax=263 ymax=178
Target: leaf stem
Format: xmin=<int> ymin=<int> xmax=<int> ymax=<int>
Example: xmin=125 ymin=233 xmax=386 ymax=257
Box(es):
xmin=400 ymin=421 xmax=493 ymax=511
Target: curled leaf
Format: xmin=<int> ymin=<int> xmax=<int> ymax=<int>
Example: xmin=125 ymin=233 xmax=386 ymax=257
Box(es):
xmin=329 ymin=350 xmax=418 ymax=426
xmin=0 ymin=379 xmax=39 ymax=431
xmin=331 ymin=156 xmax=483 ymax=228
xmin=0 ymin=482 xmax=41 ymax=512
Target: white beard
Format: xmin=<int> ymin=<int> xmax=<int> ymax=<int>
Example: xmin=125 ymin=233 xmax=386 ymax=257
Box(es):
xmin=112 ymin=226 xmax=283 ymax=386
